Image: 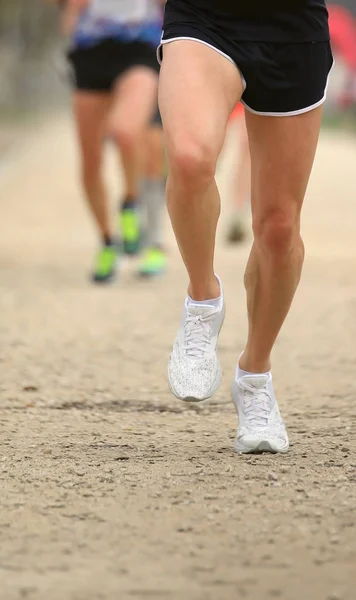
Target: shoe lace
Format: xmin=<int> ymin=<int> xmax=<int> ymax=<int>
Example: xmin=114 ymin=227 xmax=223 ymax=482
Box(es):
xmin=183 ymin=313 xmax=213 ymax=359
xmin=238 ymin=380 xmax=271 ymax=427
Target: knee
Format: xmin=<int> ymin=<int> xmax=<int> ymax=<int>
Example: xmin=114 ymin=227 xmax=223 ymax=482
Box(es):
xmin=253 ymin=207 xmax=301 ymax=257
xmin=110 ymin=122 xmax=139 ymax=153
xmin=168 ymin=134 xmax=217 ymax=190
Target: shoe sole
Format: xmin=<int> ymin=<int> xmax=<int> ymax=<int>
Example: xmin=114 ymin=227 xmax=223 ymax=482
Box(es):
xmin=231 ymin=380 xmax=289 ymax=454
xmin=234 ymin=439 xmax=289 ymax=454
xmin=123 ymin=243 xmax=141 ymax=256
xmin=138 ymin=269 xmax=165 ymax=279
xmin=168 ymin=304 xmax=226 ymax=403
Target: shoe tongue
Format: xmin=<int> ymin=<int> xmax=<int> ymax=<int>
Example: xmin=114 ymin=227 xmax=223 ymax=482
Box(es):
xmin=187 ymin=304 xmax=217 ymax=317
xmin=241 ymin=375 xmax=269 ymax=388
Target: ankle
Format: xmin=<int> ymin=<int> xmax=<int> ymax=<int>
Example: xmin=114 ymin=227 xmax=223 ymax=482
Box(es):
xmin=239 ymin=351 xmax=271 ymax=374
xmin=121 ymin=196 xmax=138 ymax=211
xmin=188 ymin=275 xmax=221 ymax=302
xmin=102 ymin=233 xmax=114 ymax=246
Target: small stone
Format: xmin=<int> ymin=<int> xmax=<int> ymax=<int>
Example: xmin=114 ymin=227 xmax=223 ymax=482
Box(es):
xmin=19 ymin=586 xmax=37 ymax=598
xmin=23 ymin=385 xmax=38 ymax=392
xmin=74 ymin=470 xmax=86 ymax=477
xmin=330 ymin=537 xmax=339 ymax=545
xmin=268 ymin=472 xmax=278 ymax=482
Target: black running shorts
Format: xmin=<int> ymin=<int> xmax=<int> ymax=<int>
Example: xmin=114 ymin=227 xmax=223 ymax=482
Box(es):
xmin=159 ymin=1 xmax=333 ymax=116
xmin=68 ymin=38 xmax=159 ymax=92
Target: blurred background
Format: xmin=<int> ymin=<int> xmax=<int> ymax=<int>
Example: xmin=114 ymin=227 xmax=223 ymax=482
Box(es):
xmin=1 ymin=1 xmax=356 ymax=119
xmin=0 ymin=0 xmax=65 ymax=159
xmin=0 ymin=0 xmax=356 ymax=182
xmin=0 ymin=0 xmax=63 ymax=111
xmin=1 ymin=0 xmax=356 ymax=160
xmin=0 ymin=1 xmax=356 ymax=114
xmin=0 ymin=3 xmax=356 ymax=600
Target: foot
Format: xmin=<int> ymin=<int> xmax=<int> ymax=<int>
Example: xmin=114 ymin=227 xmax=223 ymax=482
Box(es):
xmin=119 ymin=206 xmax=141 ymax=256
xmin=138 ymin=246 xmax=167 ymax=277
xmin=168 ymin=293 xmax=225 ymax=402
xmin=92 ymin=244 xmax=118 ymax=284
xmin=231 ymin=374 xmax=289 ymax=453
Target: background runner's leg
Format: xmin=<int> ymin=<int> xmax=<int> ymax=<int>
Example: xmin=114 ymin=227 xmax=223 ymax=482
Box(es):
xmin=138 ymin=123 xmax=167 ymax=276
xmin=142 ymin=124 xmax=166 ymax=248
xmin=159 ymin=40 xmax=243 ymax=300
xmin=226 ymin=116 xmax=251 ymax=243
xmin=232 ymin=116 xmax=250 ymax=213
xmin=240 ymin=107 xmax=323 ymax=374
xmin=73 ymin=91 xmax=111 ymax=239
xmin=109 ymin=66 xmax=158 ymax=201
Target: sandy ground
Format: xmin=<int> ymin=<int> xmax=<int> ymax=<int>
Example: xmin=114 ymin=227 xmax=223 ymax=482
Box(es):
xmin=0 ymin=116 xmax=355 ymax=600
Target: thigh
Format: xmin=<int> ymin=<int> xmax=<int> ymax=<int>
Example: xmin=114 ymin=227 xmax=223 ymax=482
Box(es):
xmin=245 ymin=107 xmax=323 ymax=222
xmin=159 ymin=40 xmax=244 ymax=160
xmin=73 ymin=92 xmax=111 ymax=165
xmin=109 ymin=66 xmax=159 ymax=135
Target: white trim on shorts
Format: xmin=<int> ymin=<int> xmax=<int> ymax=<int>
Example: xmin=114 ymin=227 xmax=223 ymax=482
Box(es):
xmin=241 ymin=60 xmax=335 ymax=117
xmin=158 ymin=35 xmax=247 ymax=91
xmin=241 ymin=96 xmax=325 ymax=117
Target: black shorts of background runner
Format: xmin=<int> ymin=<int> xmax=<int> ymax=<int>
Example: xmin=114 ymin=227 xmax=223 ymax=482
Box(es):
xmin=68 ymin=38 xmax=159 ymax=92
xmin=159 ymin=0 xmax=333 ymax=116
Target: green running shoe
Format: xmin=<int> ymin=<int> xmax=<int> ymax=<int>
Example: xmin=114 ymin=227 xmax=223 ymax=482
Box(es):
xmin=138 ymin=246 xmax=167 ymax=277
xmin=119 ymin=207 xmax=141 ymax=255
xmin=92 ymin=245 xmax=118 ymax=284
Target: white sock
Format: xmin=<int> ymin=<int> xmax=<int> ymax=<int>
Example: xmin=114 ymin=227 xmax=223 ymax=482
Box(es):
xmin=188 ymin=295 xmax=221 ymax=309
xmin=236 ymin=352 xmax=270 ymax=380
xmin=236 ymin=365 xmax=270 ymax=380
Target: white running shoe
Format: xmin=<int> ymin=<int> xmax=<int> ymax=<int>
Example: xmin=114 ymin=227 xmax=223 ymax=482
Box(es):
xmin=168 ymin=295 xmax=225 ymax=402
xmin=231 ymin=374 xmax=289 ymax=453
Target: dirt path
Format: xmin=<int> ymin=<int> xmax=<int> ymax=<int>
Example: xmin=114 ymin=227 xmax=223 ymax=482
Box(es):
xmin=0 ymin=117 xmax=355 ymax=600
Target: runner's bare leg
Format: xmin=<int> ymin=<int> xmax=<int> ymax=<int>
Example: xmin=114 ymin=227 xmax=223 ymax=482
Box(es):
xmin=159 ymin=41 xmax=244 ymax=300
xmin=109 ymin=67 xmax=158 ymax=199
xmin=240 ymin=107 xmax=323 ymax=373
